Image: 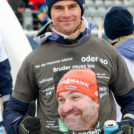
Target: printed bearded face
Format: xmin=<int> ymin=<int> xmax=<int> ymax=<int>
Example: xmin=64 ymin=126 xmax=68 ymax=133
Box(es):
xmin=51 ymin=0 xmax=82 ymax=35
xmin=58 ymin=91 xmax=99 ymax=131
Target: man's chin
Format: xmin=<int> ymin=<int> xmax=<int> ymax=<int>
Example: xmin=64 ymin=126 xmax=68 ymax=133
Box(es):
xmin=64 ymin=120 xmax=84 ymax=131
xmin=65 ymin=123 xmax=79 ymax=131
xmin=61 ymin=28 xmax=75 ymax=35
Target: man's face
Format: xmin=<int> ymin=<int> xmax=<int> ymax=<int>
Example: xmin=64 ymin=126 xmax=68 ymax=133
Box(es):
xmin=51 ymin=0 xmax=82 ymax=35
xmin=58 ymin=91 xmax=99 ymax=131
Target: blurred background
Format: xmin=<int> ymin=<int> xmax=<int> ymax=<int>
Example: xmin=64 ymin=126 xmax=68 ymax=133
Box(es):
xmin=7 ymin=0 xmax=134 ymax=50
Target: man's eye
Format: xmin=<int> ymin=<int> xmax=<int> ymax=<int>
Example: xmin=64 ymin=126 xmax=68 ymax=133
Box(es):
xmin=55 ymin=7 xmax=62 ymax=10
xmin=70 ymin=5 xmax=77 ymax=9
xmin=72 ymin=96 xmax=80 ymax=100
xmin=58 ymin=98 xmax=64 ymax=103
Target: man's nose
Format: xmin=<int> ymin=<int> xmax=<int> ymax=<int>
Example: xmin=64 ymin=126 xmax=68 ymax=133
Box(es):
xmin=63 ymin=8 xmax=70 ymax=16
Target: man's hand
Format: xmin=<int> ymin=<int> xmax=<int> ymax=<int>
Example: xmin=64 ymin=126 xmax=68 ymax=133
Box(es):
xmin=18 ymin=116 xmax=41 ymax=134
xmin=111 ymin=121 xmax=133 ymax=134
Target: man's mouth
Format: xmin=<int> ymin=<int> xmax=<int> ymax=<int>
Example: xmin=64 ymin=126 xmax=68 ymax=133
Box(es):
xmin=59 ymin=19 xmax=74 ymax=23
xmin=64 ymin=114 xmax=80 ymax=121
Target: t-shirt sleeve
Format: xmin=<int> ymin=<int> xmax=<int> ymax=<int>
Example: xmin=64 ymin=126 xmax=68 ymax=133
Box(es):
xmin=13 ymin=57 xmax=38 ymax=103
xmin=109 ymin=52 xmax=134 ymax=96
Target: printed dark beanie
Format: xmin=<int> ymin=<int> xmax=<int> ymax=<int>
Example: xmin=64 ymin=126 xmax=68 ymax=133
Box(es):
xmin=45 ymin=0 xmax=85 ymax=18
xmin=104 ymin=6 xmax=134 ymax=40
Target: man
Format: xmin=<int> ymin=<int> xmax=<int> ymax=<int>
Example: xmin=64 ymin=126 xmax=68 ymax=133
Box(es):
xmin=57 ymin=68 xmax=100 ymax=133
xmin=4 ymin=0 xmax=134 ymax=134
xmin=56 ymin=68 xmax=134 ymax=134
xmin=104 ymin=6 xmax=134 ymax=126
xmin=0 ymin=34 xmax=12 ymax=123
xmin=8 ymin=0 xmax=25 ymax=25
xmin=104 ymin=6 xmax=134 ymax=81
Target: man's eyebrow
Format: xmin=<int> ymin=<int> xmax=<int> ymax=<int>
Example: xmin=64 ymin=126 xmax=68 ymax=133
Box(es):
xmin=68 ymin=3 xmax=78 ymax=7
xmin=69 ymin=91 xmax=79 ymax=95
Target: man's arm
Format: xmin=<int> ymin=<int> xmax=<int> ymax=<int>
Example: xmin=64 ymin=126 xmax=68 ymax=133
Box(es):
xmin=0 ymin=35 xmax=13 ymax=108
xmin=115 ymin=87 xmax=134 ymax=126
xmin=3 ymin=96 xmax=29 ymax=134
xmin=0 ymin=59 xmax=12 ymax=96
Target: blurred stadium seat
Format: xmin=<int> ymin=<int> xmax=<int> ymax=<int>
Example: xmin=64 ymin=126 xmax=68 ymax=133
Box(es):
xmin=104 ymin=0 xmax=114 ymax=6
xmin=84 ymin=0 xmax=134 ymax=31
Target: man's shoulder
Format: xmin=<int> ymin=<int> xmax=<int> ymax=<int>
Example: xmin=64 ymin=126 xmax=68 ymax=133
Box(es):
xmin=87 ymin=34 xmax=116 ymax=50
xmin=23 ymin=43 xmax=50 ymax=65
xmin=88 ymin=34 xmax=108 ymax=45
